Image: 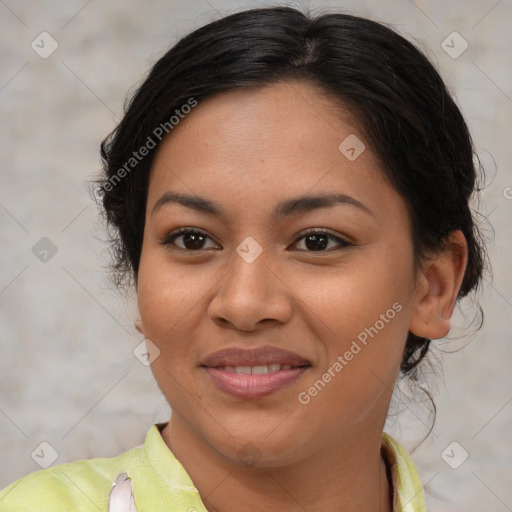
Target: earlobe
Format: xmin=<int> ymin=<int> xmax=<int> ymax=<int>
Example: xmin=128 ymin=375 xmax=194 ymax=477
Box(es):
xmin=409 ymin=230 xmax=468 ymax=340
xmin=135 ymin=318 xmax=144 ymax=334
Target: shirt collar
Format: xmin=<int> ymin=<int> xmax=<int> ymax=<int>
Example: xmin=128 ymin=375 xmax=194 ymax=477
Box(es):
xmin=381 ymin=432 xmax=427 ymax=512
xmin=144 ymin=424 xmax=426 ymax=511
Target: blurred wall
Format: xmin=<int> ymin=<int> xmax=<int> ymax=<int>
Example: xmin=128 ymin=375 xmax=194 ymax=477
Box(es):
xmin=1 ymin=1 xmax=511 ymax=510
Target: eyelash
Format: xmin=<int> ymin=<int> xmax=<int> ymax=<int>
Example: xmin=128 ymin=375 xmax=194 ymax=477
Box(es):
xmin=160 ymin=227 xmax=353 ymax=253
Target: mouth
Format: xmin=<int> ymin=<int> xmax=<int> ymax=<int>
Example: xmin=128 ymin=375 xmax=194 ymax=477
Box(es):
xmin=200 ymin=346 xmax=311 ymax=399
xmin=213 ymin=363 xmax=298 ymax=374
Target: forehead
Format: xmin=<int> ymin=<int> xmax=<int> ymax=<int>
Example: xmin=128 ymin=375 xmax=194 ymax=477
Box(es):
xmin=146 ymin=80 xmax=404 ymax=225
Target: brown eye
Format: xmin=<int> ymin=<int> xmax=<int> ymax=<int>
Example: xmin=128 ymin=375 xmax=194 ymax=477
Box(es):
xmin=294 ymin=230 xmax=352 ymax=252
xmin=161 ymin=229 xmax=218 ymax=251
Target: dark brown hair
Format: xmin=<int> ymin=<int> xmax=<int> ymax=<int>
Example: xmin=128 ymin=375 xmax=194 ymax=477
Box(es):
xmin=97 ymin=7 xmax=486 ymax=378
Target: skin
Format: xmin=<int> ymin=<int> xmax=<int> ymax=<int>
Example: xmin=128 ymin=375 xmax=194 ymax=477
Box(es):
xmin=136 ymin=80 xmax=468 ymax=511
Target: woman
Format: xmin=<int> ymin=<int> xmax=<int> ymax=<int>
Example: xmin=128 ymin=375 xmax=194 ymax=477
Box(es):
xmin=0 ymin=6 xmax=485 ymax=511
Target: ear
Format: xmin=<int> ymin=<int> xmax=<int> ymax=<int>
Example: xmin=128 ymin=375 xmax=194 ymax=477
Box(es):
xmin=409 ymin=230 xmax=468 ymax=340
xmin=135 ymin=318 xmax=144 ymax=334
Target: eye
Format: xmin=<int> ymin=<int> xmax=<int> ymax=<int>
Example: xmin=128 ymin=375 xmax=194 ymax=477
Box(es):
xmin=160 ymin=228 xmax=219 ymax=252
xmin=160 ymin=228 xmax=352 ymax=253
xmin=292 ymin=229 xmax=352 ymax=252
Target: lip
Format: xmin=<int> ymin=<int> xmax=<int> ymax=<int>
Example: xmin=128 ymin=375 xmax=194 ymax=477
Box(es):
xmin=200 ymin=346 xmax=311 ymax=368
xmin=200 ymin=346 xmax=311 ymax=400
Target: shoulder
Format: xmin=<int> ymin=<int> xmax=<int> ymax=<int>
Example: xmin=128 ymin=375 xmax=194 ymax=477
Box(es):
xmin=0 ymin=441 xmax=146 ymax=512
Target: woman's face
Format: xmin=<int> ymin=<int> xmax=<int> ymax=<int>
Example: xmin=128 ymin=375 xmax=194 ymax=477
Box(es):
xmin=137 ymin=80 xmax=421 ymax=466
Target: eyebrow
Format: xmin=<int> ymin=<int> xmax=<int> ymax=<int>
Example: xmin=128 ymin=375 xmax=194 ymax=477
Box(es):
xmin=151 ymin=191 xmax=374 ymax=219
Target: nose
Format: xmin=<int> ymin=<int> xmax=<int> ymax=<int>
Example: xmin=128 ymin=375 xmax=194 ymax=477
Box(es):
xmin=207 ymin=242 xmax=293 ymax=332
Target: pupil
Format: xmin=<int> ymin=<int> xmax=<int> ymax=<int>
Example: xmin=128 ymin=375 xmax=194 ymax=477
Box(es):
xmin=306 ymin=234 xmax=327 ymax=251
xmin=184 ymin=232 xmax=205 ymax=250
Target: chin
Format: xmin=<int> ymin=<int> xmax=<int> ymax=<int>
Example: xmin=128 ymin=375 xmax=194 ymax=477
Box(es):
xmin=198 ymin=419 xmax=309 ymax=469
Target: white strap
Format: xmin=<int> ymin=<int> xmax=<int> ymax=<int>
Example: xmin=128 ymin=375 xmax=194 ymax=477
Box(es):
xmin=108 ymin=473 xmax=139 ymax=512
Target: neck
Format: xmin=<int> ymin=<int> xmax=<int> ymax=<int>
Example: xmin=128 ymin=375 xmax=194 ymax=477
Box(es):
xmin=161 ymin=417 xmax=393 ymax=512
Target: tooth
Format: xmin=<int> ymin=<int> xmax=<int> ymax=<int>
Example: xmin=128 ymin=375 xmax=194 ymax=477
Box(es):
xmin=268 ymin=364 xmax=281 ymax=372
xmin=281 ymin=365 xmax=292 ymax=370
xmin=224 ymin=366 xmax=236 ymax=373
xmin=252 ymin=365 xmax=269 ymax=374
xmin=235 ymin=366 xmax=252 ymax=375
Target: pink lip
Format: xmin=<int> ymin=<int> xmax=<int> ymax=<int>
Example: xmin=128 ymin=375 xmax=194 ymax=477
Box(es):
xmin=200 ymin=346 xmax=311 ymax=399
xmin=200 ymin=346 xmax=310 ymax=368
xmin=204 ymin=366 xmax=309 ymax=399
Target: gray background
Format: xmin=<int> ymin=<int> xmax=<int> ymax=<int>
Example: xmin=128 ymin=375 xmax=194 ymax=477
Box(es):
xmin=0 ymin=0 xmax=511 ymax=510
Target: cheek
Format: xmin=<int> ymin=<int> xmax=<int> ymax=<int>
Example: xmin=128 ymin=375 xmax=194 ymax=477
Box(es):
xmin=302 ymin=242 xmax=414 ymax=389
xmin=137 ymin=242 xmax=204 ymax=339
xmin=136 ymin=255 xmax=204 ymax=401
xmin=307 ymin=244 xmax=413 ymax=337
xmin=136 ymin=242 xmax=228 ymax=394
xmin=295 ymin=290 xmax=411 ymax=433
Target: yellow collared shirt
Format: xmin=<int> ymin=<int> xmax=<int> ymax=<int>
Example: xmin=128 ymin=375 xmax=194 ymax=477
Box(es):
xmin=0 ymin=424 xmax=426 ymax=511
